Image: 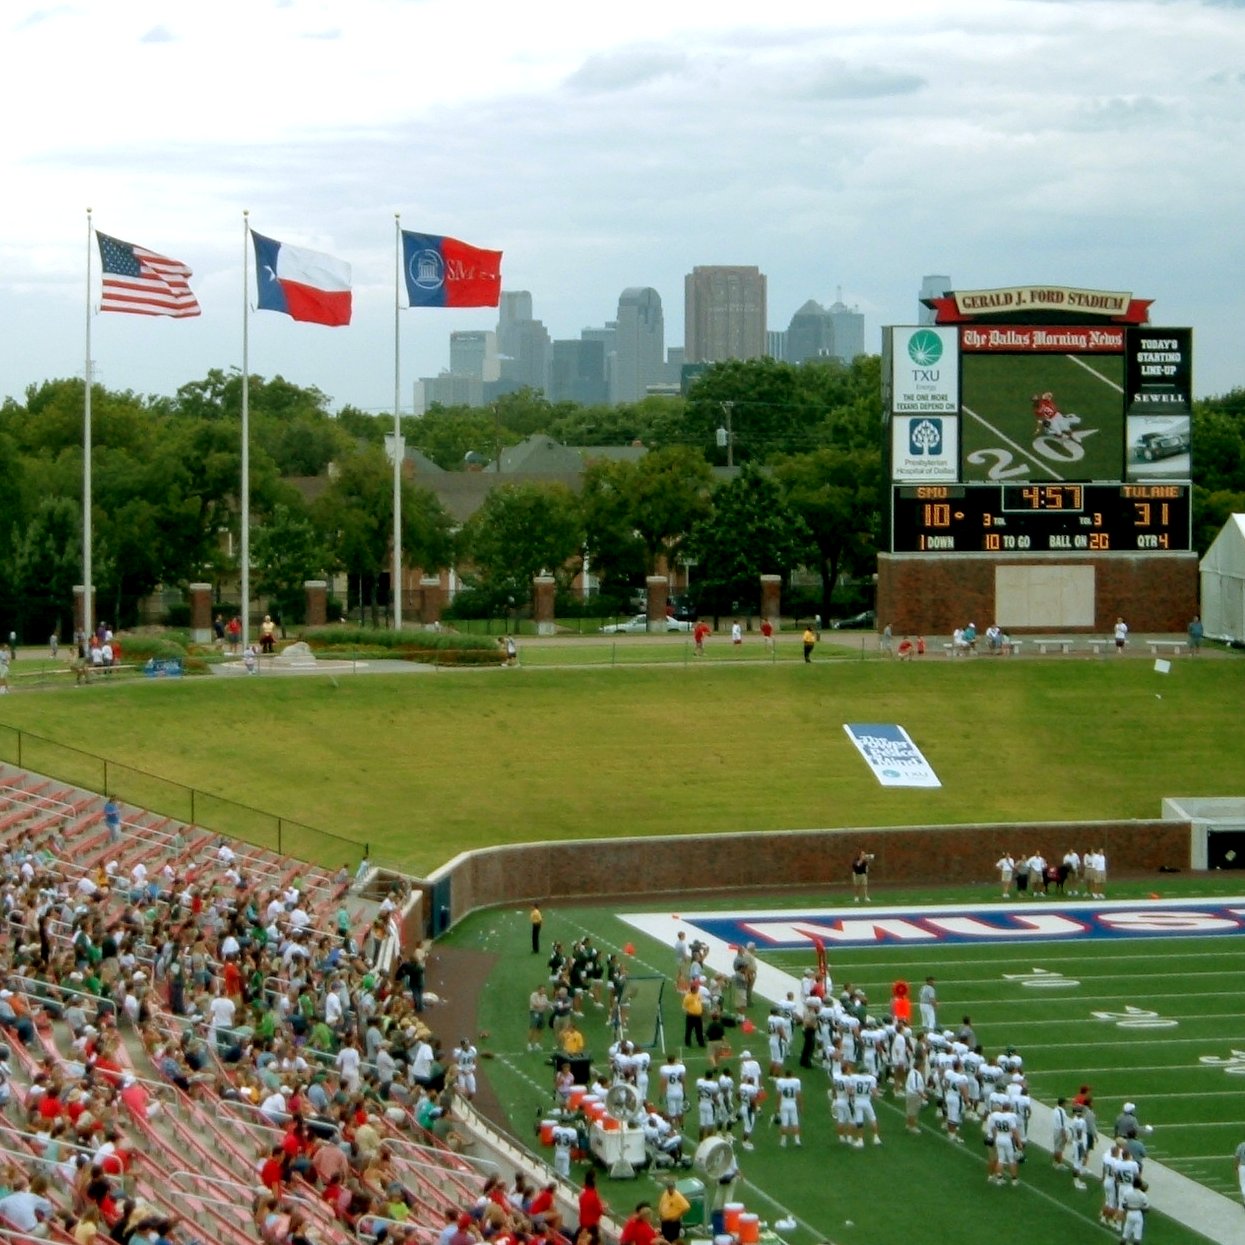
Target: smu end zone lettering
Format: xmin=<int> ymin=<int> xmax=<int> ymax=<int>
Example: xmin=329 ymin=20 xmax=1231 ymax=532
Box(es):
xmin=687 ymin=902 xmax=1245 ymax=950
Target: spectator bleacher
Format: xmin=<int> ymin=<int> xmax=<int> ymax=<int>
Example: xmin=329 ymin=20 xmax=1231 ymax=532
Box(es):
xmin=0 ymin=763 xmax=580 ymax=1245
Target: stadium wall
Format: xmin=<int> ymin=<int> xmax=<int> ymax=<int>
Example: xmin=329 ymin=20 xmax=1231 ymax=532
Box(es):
xmin=424 ymin=818 xmax=1192 ymax=929
xmin=877 ymin=552 xmax=1198 ymax=636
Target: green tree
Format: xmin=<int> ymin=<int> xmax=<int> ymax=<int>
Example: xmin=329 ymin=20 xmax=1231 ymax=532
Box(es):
xmin=688 ymin=464 xmax=809 ymax=618
xmin=459 ymin=483 xmax=584 ymax=606
xmin=579 ymin=460 xmax=648 ymax=603
xmin=402 ymin=408 xmax=515 ymax=470
xmin=13 ymin=496 xmax=81 ymax=639
xmin=252 ymin=503 xmax=330 ymax=627
xmin=314 ymin=447 xmax=454 ymax=624
xmin=629 ymin=446 xmax=713 ymax=572
xmin=775 ymin=447 xmax=883 ymax=620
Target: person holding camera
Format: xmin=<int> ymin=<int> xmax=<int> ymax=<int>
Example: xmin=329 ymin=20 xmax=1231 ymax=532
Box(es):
xmin=852 ymin=849 xmax=875 ymax=903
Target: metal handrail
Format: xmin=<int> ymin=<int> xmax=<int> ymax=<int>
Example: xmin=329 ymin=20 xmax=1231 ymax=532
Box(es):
xmin=168 ymin=1169 xmax=316 ymax=1210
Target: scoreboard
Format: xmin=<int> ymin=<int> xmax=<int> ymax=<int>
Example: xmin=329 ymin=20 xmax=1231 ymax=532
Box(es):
xmin=884 ymin=302 xmax=1192 ymax=557
xmin=893 ymin=483 xmax=1191 ymax=553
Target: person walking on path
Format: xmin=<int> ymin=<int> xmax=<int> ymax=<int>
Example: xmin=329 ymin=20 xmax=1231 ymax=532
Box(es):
xmin=802 ymin=626 xmax=816 ymax=663
xmin=1114 ymin=616 xmax=1129 ymax=653
xmin=530 ymin=904 xmax=543 ymax=954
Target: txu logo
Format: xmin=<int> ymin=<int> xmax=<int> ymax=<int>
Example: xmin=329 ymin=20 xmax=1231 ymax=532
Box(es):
xmin=907 ymin=330 xmax=943 ymax=368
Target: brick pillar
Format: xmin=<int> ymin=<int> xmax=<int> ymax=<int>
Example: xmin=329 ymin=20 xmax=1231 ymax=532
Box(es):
xmin=533 ymin=575 xmax=556 ymax=636
xmin=304 ymin=580 xmax=327 ymax=628
xmin=760 ymin=574 xmax=782 ymax=626
xmin=646 ymin=575 xmax=669 ymax=632
xmin=188 ymin=582 xmax=212 ymax=644
xmin=419 ymin=577 xmax=443 ymax=626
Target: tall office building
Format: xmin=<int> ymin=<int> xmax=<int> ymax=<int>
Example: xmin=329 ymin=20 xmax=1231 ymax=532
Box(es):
xmin=786 ymin=300 xmax=833 ymax=365
xmin=613 ymin=287 xmax=665 ymax=404
xmin=580 ymin=322 xmax=617 ymax=403
xmin=500 ymin=318 xmax=551 ymax=393
xmin=450 ymin=330 xmax=500 ymax=382
xmin=827 ymin=299 xmax=865 ymax=363
xmin=766 ymin=330 xmax=788 ymax=362
xmin=919 ymin=275 xmax=951 ymax=325
xmin=550 ymin=339 xmax=608 ymax=406
xmin=497 ymin=290 xmax=533 ymax=357
xmin=684 ymin=266 xmax=767 ymax=363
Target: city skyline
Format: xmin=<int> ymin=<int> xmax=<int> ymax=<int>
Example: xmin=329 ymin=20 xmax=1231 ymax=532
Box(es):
xmin=419 ymin=276 xmax=868 ymax=411
xmin=4 ymin=2 xmax=1244 ymax=408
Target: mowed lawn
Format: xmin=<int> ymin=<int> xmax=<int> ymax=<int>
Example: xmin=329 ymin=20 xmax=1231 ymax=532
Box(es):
xmin=453 ymin=891 xmax=1245 ymax=1245
xmin=0 ymin=655 xmax=1242 ymax=873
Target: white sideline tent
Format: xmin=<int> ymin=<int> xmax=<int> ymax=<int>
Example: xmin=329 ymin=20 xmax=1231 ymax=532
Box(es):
xmin=1200 ymin=513 xmax=1245 ymax=643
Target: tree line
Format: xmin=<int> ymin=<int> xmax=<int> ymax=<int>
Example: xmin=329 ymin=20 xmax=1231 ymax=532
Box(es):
xmin=1 ymin=358 xmax=1241 ymax=636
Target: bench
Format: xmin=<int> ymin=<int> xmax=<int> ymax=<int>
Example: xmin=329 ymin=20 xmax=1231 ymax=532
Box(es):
xmin=1036 ymin=640 xmax=1074 ymax=655
xmin=1086 ymin=640 xmax=1109 ymax=656
xmin=1146 ymin=639 xmax=1188 ymax=657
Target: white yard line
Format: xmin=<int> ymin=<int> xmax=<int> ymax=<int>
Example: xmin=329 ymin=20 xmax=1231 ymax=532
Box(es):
xmin=1065 ymin=354 xmax=1125 ymax=392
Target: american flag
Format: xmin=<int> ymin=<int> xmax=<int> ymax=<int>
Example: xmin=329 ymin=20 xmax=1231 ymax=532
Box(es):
xmin=96 ymin=231 xmax=201 ymax=317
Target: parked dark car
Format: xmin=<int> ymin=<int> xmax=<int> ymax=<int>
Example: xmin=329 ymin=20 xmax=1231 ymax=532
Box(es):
xmin=830 ymin=609 xmax=877 ymax=630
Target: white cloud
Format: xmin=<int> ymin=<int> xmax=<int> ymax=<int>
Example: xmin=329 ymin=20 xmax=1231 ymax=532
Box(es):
xmin=1 ymin=0 xmax=1243 ymax=405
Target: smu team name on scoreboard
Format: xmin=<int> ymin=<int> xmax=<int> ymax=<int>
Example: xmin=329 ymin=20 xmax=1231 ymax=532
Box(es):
xmin=893 ymin=483 xmax=1191 ymax=553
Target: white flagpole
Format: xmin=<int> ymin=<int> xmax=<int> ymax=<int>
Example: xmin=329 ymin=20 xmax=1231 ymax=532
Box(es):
xmin=83 ymin=208 xmax=94 ymax=642
xmin=241 ymin=210 xmax=251 ymax=651
xmin=392 ymin=212 xmax=403 ymax=631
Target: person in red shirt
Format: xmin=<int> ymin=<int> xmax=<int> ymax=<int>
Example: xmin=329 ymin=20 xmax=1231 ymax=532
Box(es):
xmin=577 ymin=1169 xmax=606 ymax=1234
xmin=36 ymin=1085 xmax=65 ymax=1122
xmin=760 ymin=618 xmax=774 ymax=651
xmin=692 ymin=621 xmax=710 ymax=656
xmin=1032 ymin=391 xmax=1059 ymax=437
xmin=259 ymin=1144 xmax=286 ymax=1193
xmin=619 ymin=1204 xmax=658 ymax=1245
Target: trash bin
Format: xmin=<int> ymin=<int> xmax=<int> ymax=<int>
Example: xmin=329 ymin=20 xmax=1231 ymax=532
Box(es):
xmin=676 ymin=1178 xmax=705 ymax=1228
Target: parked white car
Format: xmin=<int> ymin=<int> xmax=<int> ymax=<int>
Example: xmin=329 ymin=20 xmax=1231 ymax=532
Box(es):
xmin=599 ymin=614 xmax=693 ymax=634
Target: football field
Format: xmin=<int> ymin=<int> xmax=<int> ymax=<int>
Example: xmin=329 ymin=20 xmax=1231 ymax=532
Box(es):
xmin=463 ymin=886 xmax=1245 ymax=1245
xmin=961 ymin=351 xmax=1125 ymax=482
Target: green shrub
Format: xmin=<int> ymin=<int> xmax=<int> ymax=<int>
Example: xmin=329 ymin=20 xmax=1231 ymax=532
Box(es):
xmin=300 ymin=625 xmax=504 ymax=666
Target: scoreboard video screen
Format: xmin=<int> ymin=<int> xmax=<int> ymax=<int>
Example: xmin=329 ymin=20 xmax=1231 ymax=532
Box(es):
xmin=885 ymin=298 xmax=1192 ymax=556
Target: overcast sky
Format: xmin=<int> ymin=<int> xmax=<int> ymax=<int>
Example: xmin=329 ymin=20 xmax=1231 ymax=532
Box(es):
xmin=4 ymin=0 xmax=1244 ymax=413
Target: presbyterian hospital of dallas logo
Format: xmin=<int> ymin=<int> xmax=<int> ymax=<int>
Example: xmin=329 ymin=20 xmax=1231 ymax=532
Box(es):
xmin=909 ymin=417 xmax=943 ymax=456
xmin=907 ymin=329 xmax=943 ymax=368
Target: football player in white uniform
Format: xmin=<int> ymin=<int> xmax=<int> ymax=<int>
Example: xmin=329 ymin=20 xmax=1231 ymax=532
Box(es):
xmin=829 ymin=1060 xmax=854 ymax=1145
xmin=774 ymin=1073 xmax=802 ymax=1147
xmin=986 ymin=1104 xmax=1022 ymax=1185
xmin=904 ymin=1059 xmax=928 ymax=1134
xmin=737 ymin=1074 xmax=760 ymax=1150
xmin=454 ymin=1038 xmax=478 ymax=1099
xmin=1120 ymin=1179 xmax=1150 ymax=1243
xmin=551 ymin=1121 xmax=578 ymax=1179
xmin=1068 ymin=1104 xmax=1091 ymax=1190
xmin=660 ymin=1053 xmax=687 ymax=1126
xmin=849 ymin=1068 xmax=882 ymax=1148
xmin=767 ymin=1007 xmax=792 ymax=1075
xmin=695 ymin=1070 xmax=719 ymax=1139
xmin=943 ymin=1061 xmax=969 ymax=1143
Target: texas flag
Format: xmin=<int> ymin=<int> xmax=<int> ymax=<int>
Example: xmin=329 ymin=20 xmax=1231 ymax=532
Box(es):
xmin=401 ymin=231 xmax=502 ymax=308
xmin=252 ymin=231 xmax=352 ymax=326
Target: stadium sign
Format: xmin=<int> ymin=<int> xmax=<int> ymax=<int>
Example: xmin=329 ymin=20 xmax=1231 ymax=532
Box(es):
xmin=925 ymin=286 xmax=1153 ymax=324
xmin=961 ymin=326 xmax=1125 ymax=352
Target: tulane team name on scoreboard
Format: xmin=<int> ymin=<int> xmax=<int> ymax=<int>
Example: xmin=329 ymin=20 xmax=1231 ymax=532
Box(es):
xmin=893 ymin=483 xmax=1191 ymax=553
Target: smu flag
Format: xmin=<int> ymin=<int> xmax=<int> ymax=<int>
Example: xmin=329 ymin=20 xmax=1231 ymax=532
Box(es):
xmin=401 ymin=231 xmax=502 ymax=308
xmin=96 ymin=232 xmax=200 ymax=317
xmin=252 ymin=231 xmax=352 ymax=326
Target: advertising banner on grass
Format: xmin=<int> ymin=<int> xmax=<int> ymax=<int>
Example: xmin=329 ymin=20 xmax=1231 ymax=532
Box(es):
xmin=843 ymin=723 xmax=941 ymax=788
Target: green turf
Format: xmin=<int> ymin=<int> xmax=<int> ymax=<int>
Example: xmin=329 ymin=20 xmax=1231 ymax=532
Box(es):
xmin=962 ymin=352 xmax=1125 ymax=482
xmin=0 ymin=656 xmax=1242 ymax=872
xmin=448 ymin=881 xmax=1243 ymax=1245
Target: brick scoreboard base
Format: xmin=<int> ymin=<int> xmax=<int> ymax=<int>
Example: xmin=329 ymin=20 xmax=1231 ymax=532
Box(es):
xmin=876 ymin=551 xmax=1199 ymax=637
